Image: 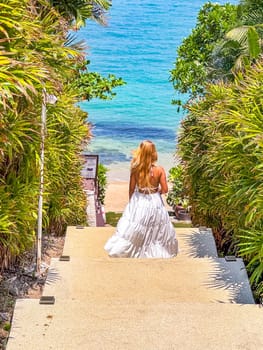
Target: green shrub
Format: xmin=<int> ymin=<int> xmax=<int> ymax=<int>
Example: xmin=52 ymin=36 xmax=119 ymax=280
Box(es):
xmin=97 ymin=164 xmax=108 ymax=205
xmin=178 ymin=60 xmax=263 ymax=297
xmin=166 ymin=165 xmax=188 ymax=208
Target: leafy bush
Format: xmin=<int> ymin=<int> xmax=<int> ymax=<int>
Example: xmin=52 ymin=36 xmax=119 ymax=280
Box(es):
xmin=0 ymin=1 xmax=122 ymax=269
xmin=166 ymin=165 xmax=188 ymax=208
xmin=178 ymin=60 xmax=263 ymax=297
xmin=170 ymin=2 xmax=237 ymax=101
xmin=97 ymin=164 xmax=108 ymax=205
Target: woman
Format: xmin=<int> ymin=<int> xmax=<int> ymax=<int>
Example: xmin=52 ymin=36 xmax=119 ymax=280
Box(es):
xmin=104 ymin=140 xmax=178 ymax=258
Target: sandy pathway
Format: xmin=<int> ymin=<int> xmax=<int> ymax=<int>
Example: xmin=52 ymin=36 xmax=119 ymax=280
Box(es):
xmin=104 ymin=181 xmax=129 ymax=212
xmin=104 ymin=162 xmax=174 ymax=213
xmin=104 ymin=180 xmax=173 ymax=213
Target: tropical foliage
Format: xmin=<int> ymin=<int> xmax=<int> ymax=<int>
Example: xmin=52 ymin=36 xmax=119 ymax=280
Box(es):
xmin=97 ymin=163 xmax=108 ymax=205
xmin=211 ymin=0 xmax=263 ymax=75
xmin=0 ymin=0 xmax=122 ymax=270
xmin=49 ymin=0 xmax=111 ymax=28
xmin=166 ymin=165 xmax=187 ymax=208
xmin=73 ymin=60 xmax=125 ymax=101
xmin=171 ymin=1 xmax=263 ymax=106
xmin=239 ymin=0 xmax=263 ymax=23
xmin=213 ymin=1 xmax=263 ymax=75
xmin=170 ymin=2 xmax=238 ymax=103
xmin=171 ymin=0 xmax=263 ymax=298
xmin=177 ymin=60 xmax=263 ymax=298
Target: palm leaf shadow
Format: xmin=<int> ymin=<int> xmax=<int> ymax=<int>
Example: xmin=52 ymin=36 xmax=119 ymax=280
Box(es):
xmin=180 ymin=229 xmax=254 ymax=304
xmin=45 ymin=265 xmax=61 ymax=285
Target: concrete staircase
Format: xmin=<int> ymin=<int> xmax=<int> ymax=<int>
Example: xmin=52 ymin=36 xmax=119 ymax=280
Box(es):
xmin=7 ymin=226 xmax=263 ymax=350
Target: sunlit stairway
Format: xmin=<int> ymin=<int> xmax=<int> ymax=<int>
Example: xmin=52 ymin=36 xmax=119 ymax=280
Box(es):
xmin=7 ymin=226 xmax=263 ymax=350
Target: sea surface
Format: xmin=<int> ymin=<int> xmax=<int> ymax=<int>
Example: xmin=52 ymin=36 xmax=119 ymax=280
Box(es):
xmin=77 ymin=0 xmax=238 ymax=180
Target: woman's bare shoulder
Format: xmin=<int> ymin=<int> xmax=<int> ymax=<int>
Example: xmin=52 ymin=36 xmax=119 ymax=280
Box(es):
xmin=153 ymin=165 xmax=166 ymax=176
xmin=154 ymin=164 xmax=165 ymax=171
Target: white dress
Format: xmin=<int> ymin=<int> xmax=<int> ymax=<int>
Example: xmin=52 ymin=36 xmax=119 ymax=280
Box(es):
xmin=104 ymin=189 xmax=178 ymax=258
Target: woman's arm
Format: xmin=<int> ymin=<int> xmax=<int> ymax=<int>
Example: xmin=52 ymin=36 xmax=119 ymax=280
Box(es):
xmin=129 ymin=172 xmax=136 ymax=199
xmin=159 ymin=167 xmax=168 ymax=194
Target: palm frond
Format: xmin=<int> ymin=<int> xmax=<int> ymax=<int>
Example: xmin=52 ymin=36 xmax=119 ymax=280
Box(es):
xmin=226 ymin=26 xmax=250 ymax=45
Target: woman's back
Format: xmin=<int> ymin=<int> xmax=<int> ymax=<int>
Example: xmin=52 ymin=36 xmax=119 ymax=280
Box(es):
xmin=104 ymin=139 xmax=178 ymax=258
xmin=130 ymin=164 xmax=168 ymax=197
xmin=137 ymin=165 xmax=167 ymax=192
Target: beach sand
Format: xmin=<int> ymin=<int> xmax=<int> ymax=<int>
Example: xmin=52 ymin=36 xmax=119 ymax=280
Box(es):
xmin=104 ymin=153 xmax=177 ymax=213
xmin=105 ymin=168 xmax=172 ymax=213
xmin=104 ymin=180 xmax=173 ymax=214
xmin=105 ymin=181 xmax=129 ymax=212
xmin=104 ymin=162 xmax=130 ymax=212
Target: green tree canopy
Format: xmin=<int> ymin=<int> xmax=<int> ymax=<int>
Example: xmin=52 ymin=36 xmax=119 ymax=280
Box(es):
xmin=73 ymin=60 xmax=125 ymax=101
xmin=211 ymin=0 xmax=263 ymax=76
xmin=239 ymin=0 xmax=263 ymax=24
xmin=170 ymin=2 xmax=238 ymax=102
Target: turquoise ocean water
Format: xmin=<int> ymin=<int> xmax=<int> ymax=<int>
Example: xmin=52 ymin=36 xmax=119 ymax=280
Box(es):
xmin=77 ymin=0 xmax=237 ymax=178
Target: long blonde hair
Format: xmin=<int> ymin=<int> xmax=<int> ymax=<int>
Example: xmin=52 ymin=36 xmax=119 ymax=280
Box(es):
xmin=131 ymin=140 xmax=158 ymax=188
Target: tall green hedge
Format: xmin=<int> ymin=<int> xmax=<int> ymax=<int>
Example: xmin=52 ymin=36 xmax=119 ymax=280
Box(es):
xmin=178 ymin=61 xmax=263 ymax=297
xmin=0 ymin=0 xmax=91 ymax=268
xmin=0 ymin=0 xmax=123 ymax=270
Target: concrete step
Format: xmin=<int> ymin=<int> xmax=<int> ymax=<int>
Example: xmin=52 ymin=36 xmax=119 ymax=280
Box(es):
xmin=42 ymin=226 xmax=253 ymax=304
xmin=44 ymin=256 xmax=254 ymax=304
xmin=177 ymin=226 xmax=218 ymax=258
xmin=63 ymin=226 xmax=218 ymax=259
xmin=213 ymin=257 xmax=254 ymax=304
xmin=43 ymin=256 xmax=234 ymax=304
xmin=7 ymin=299 xmax=263 ymax=350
